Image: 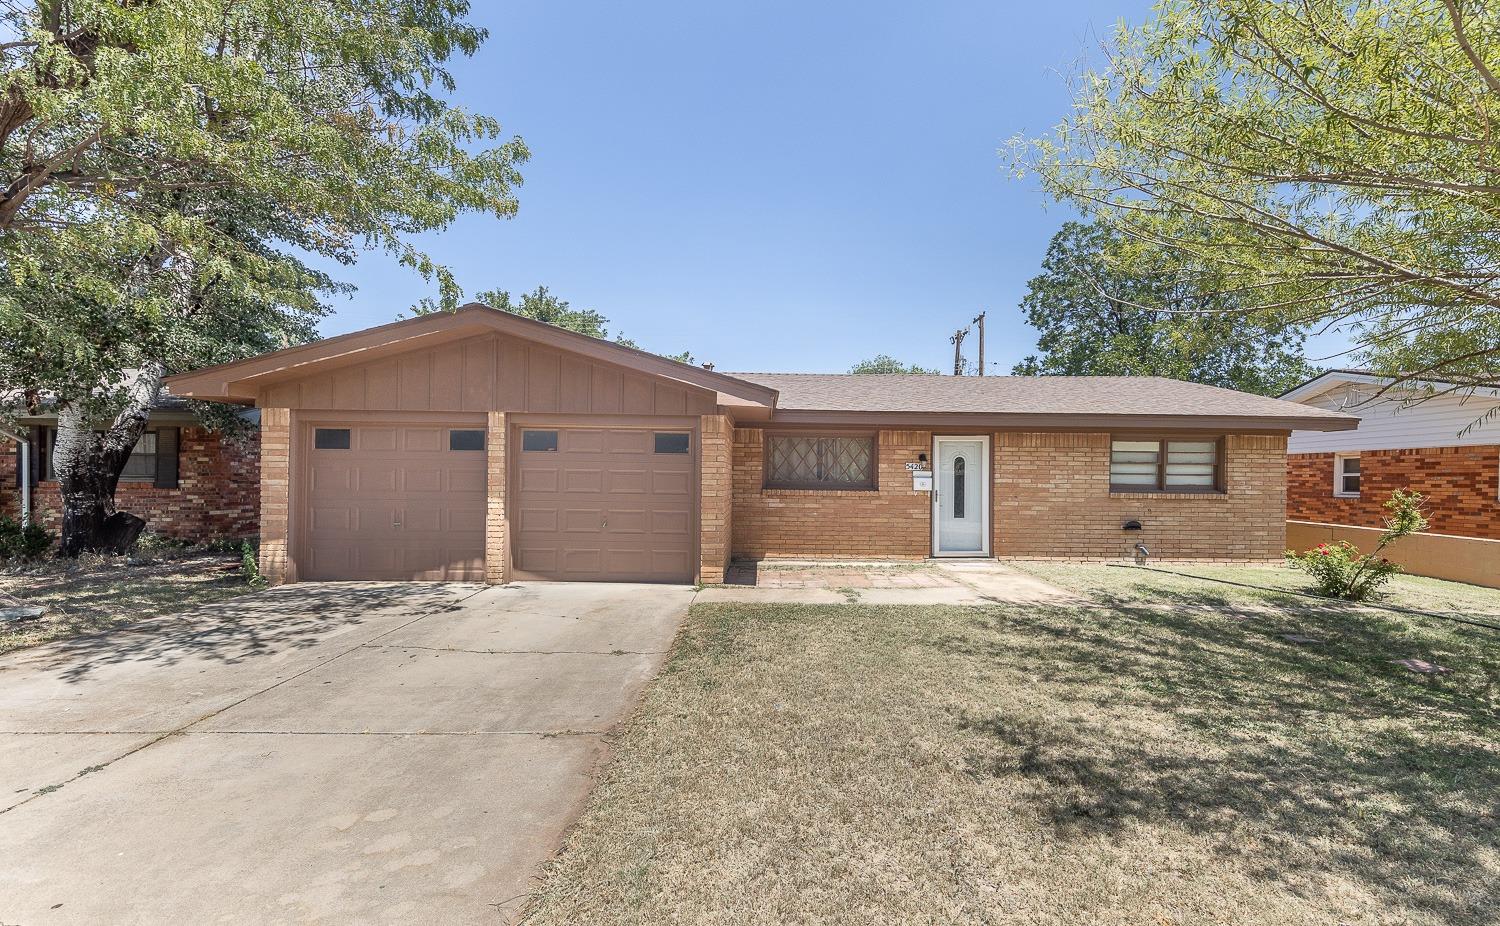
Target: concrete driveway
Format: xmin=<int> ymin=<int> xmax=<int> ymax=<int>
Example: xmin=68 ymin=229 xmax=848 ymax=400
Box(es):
xmin=0 ymin=581 xmax=693 ymax=925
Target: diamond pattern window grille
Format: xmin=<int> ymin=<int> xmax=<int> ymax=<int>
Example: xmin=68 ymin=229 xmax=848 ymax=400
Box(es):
xmin=767 ymin=435 xmax=874 ymax=488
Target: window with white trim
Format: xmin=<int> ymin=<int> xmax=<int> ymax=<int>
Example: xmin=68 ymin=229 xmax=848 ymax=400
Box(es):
xmin=1334 ymin=454 xmax=1361 ymax=497
xmin=1109 ymin=438 xmax=1223 ymax=492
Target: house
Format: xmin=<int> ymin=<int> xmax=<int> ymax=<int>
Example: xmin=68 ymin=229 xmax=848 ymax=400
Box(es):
xmin=164 ymin=304 xmax=1356 ymax=585
xmin=2 ymin=394 xmax=259 ymax=543
xmin=1282 ymin=370 xmax=1500 ymax=540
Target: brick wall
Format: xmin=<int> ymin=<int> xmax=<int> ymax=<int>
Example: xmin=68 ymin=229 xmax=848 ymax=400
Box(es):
xmin=699 ymin=415 xmax=733 ymax=581
xmin=258 ymin=409 xmax=291 ymax=585
xmin=1 ymin=426 xmax=259 ymax=542
xmin=1287 ymin=446 xmax=1500 ymax=541
xmin=994 ymin=432 xmax=1287 ymax=561
xmin=485 ymin=411 xmax=510 ymax=584
xmin=731 ymin=428 xmax=931 ymax=560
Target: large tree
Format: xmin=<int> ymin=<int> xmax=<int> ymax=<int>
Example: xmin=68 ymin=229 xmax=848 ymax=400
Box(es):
xmin=0 ymin=0 xmax=527 ymax=553
xmin=1013 ymin=0 xmax=1500 ymax=400
xmin=1013 ymin=221 xmax=1317 ymax=395
xmin=848 ymin=355 xmax=940 ymax=374
xmin=456 ymin=284 xmax=697 ymax=363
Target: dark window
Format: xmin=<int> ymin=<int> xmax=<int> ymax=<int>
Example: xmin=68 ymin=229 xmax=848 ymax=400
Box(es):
xmin=765 ymin=434 xmax=875 ymax=489
xmin=522 ymin=430 xmax=559 ymax=452
xmin=654 ymin=432 xmax=690 ymax=454
xmin=314 ymin=428 xmax=351 ymax=450
xmin=953 ymin=456 xmax=965 ymax=518
xmin=449 ymin=429 xmax=485 ymax=451
xmin=45 ymin=429 xmax=159 ymax=481
xmin=1109 ymin=438 xmax=1222 ymax=491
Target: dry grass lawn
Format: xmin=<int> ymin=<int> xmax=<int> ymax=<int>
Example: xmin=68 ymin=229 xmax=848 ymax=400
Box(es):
xmin=0 ymin=551 xmax=252 ymax=655
xmin=523 ymin=564 xmax=1500 ymax=925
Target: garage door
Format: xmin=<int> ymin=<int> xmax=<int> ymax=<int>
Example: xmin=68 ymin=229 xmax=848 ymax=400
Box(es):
xmin=303 ymin=424 xmax=487 ymax=581
xmin=513 ymin=426 xmax=694 ymax=582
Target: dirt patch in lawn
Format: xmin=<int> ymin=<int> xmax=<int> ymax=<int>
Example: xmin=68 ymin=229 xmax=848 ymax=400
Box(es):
xmin=521 ymin=566 xmax=1500 ymax=925
xmin=1 ymin=552 xmax=253 ymax=655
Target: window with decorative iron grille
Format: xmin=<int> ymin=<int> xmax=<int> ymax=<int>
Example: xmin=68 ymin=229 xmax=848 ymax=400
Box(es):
xmin=765 ymin=434 xmax=875 ymax=489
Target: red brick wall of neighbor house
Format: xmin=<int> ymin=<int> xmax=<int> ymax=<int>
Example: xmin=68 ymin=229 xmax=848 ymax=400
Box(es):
xmin=994 ymin=433 xmax=1288 ymax=562
xmin=732 ymin=428 xmax=932 ymax=559
xmin=0 ymin=427 xmax=260 ymax=542
xmin=1287 ymin=446 xmax=1500 ymax=541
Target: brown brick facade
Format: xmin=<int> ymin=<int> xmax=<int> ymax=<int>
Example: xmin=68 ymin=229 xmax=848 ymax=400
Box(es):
xmin=699 ymin=415 xmax=733 ymax=582
xmin=485 ymin=411 xmax=510 ymax=585
xmin=731 ymin=428 xmax=933 ymax=559
xmin=1287 ymin=446 xmax=1500 ymax=541
xmin=994 ymin=432 xmax=1287 ymax=562
xmin=729 ymin=429 xmax=1288 ymax=563
xmin=258 ymin=409 xmax=291 ymax=585
xmin=1 ymin=426 xmax=259 ymax=543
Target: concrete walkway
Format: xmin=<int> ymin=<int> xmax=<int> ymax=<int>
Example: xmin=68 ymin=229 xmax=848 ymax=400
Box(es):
xmin=698 ymin=560 xmax=1081 ymax=606
xmin=0 ymin=581 xmax=693 ymax=925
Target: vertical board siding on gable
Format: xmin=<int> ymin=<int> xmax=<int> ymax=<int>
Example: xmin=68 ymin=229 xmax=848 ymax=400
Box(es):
xmin=260 ymin=334 xmax=715 ymax=416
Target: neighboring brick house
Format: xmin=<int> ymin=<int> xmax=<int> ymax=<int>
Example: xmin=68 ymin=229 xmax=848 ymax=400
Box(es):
xmin=1282 ymin=371 xmax=1500 ymax=541
xmin=2 ymin=400 xmax=260 ymax=543
xmin=162 ymin=305 xmax=1355 ymax=586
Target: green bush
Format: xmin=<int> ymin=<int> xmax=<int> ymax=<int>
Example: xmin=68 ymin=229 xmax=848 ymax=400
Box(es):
xmin=240 ymin=540 xmax=264 ymax=586
xmin=1286 ymin=490 xmax=1428 ymax=600
xmin=0 ymin=515 xmax=54 ymax=560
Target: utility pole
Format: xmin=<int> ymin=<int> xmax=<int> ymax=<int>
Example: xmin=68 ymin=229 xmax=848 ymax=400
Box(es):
xmin=949 ymin=327 xmax=968 ymax=376
xmin=972 ymin=311 xmax=986 ymax=376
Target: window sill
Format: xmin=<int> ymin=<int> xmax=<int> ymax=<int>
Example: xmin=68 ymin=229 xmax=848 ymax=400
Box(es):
xmin=1332 ymin=492 xmax=1361 ymax=499
xmin=1109 ymin=489 xmax=1227 ymax=500
xmin=762 ymin=486 xmax=879 ymax=497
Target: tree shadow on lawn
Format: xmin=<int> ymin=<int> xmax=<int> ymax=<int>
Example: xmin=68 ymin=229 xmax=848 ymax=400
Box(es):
xmin=5 ymin=582 xmax=477 ymax=683
xmin=938 ymin=590 xmax=1500 ymax=924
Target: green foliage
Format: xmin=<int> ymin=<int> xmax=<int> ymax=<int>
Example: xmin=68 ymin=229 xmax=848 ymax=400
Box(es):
xmin=1013 ymin=1 xmax=1500 ymax=397
xmin=468 ymin=286 xmax=628 ymax=344
xmin=1286 ymin=491 xmax=1429 ymax=600
xmin=1013 ymin=222 xmax=1317 ymax=395
xmin=0 ymin=0 xmax=529 ymax=420
xmin=448 ymin=285 xmax=700 ymax=363
xmin=849 ymin=355 xmax=941 ymax=375
xmin=240 ymin=540 xmax=263 ymax=586
xmin=0 ymin=516 xmax=53 ymax=560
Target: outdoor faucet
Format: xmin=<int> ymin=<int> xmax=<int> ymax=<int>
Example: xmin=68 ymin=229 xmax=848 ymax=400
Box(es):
xmin=1134 ymin=543 xmax=1150 ymax=564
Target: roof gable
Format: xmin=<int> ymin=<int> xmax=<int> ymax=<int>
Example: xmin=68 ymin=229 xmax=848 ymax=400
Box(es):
xmin=165 ymin=304 xmax=779 ymax=409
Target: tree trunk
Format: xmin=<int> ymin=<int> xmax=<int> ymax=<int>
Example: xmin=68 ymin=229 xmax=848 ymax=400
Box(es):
xmin=52 ymin=365 xmax=164 ymax=556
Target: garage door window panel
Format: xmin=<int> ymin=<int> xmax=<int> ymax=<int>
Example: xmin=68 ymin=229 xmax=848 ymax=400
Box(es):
xmin=314 ymin=428 xmax=351 ymax=450
xmin=522 ymin=430 xmax=559 ymax=452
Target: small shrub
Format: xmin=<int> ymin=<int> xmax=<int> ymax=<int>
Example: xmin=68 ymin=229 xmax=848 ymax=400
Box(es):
xmin=240 ymin=540 xmax=264 ymax=586
xmin=1286 ymin=489 xmax=1428 ymax=600
xmin=0 ymin=515 xmax=54 ymax=560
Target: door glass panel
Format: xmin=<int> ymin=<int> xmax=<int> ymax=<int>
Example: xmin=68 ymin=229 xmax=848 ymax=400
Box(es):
xmin=953 ymin=457 xmax=965 ymax=518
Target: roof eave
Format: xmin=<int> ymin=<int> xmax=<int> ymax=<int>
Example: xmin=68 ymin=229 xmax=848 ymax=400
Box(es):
xmin=765 ymin=409 xmax=1359 ymax=432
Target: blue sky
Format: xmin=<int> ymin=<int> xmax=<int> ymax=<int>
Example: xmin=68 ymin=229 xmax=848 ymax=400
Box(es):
xmin=314 ymin=0 xmax=1159 ymax=374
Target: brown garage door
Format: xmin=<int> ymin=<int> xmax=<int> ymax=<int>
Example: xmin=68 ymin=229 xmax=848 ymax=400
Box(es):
xmin=302 ymin=423 xmax=487 ymax=581
xmin=513 ymin=426 xmax=694 ymax=582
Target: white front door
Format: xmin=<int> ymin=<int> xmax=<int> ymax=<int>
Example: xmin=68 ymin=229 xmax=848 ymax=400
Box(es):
xmin=932 ymin=436 xmax=990 ymax=556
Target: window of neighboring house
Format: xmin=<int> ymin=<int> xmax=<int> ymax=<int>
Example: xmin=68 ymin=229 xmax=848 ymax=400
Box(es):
xmin=1109 ymin=438 xmax=1224 ymax=492
xmin=1334 ymin=454 xmax=1361 ymax=497
xmin=764 ymin=433 xmax=876 ymax=490
xmin=44 ymin=429 xmax=159 ymax=482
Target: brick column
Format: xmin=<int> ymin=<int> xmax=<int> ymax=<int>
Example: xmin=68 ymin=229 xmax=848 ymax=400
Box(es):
xmin=699 ymin=414 xmax=733 ymax=583
xmin=258 ymin=408 xmax=292 ymax=585
xmin=485 ymin=411 xmax=510 ymax=584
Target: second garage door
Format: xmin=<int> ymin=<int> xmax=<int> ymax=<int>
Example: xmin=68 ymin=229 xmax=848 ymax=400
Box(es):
xmin=513 ymin=426 xmax=695 ymax=582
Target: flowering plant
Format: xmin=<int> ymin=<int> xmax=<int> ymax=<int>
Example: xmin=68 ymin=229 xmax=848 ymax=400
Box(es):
xmin=1286 ymin=490 xmax=1428 ymax=600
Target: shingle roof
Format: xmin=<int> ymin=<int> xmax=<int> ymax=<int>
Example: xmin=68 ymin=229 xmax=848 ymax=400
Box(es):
xmin=728 ymin=373 xmax=1357 ymax=424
